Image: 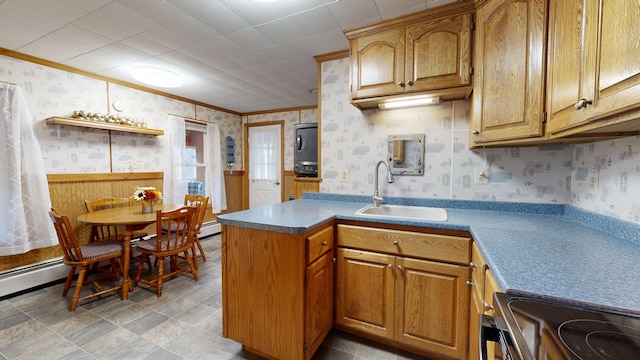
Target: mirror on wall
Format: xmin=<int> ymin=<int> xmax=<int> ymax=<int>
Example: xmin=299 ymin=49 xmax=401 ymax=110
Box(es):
xmin=387 ymin=134 xmax=424 ymax=175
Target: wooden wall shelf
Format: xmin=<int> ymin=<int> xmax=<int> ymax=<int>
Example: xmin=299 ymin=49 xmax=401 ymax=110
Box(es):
xmin=46 ymin=116 xmax=164 ymax=136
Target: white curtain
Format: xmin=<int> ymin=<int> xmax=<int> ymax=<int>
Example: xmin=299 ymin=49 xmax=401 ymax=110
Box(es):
xmin=0 ymin=84 xmax=57 ymax=255
xmin=163 ymin=115 xmax=189 ymax=205
xmin=205 ymin=124 xmax=227 ymax=213
xmin=248 ymin=126 xmax=279 ymax=181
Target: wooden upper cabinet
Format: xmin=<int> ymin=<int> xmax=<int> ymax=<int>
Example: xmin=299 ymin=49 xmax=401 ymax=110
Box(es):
xmin=470 ymin=0 xmax=548 ymax=146
xmin=350 ymin=28 xmax=406 ymax=99
xmin=547 ymin=0 xmax=640 ymax=138
xmin=406 ymin=13 xmax=472 ymax=93
xmin=346 ymin=6 xmax=475 ymax=109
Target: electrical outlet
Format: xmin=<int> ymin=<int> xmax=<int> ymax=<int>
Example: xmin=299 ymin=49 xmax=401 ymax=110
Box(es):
xmin=474 ymin=167 xmax=490 ymax=185
xmin=339 ymin=168 xmax=350 ymax=182
xmin=588 ymin=171 xmax=599 ymax=195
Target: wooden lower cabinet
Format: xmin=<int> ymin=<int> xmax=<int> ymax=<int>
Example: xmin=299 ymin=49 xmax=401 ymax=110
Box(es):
xmin=335 ymin=224 xmax=471 ymax=360
xmin=468 ymin=242 xmax=503 ymax=360
xmin=222 ymin=223 xmax=334 ymax=360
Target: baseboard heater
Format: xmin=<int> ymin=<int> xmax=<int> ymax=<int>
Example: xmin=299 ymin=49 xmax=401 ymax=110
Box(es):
xmin=0 ymin=221 xmax=221 ymax=299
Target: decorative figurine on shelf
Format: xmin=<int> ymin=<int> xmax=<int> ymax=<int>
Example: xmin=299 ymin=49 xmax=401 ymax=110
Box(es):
xmin=133 ymin=186 xmax=162 ymax=213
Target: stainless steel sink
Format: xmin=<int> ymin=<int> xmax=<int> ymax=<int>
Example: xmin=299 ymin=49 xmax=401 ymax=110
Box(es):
xmin=354 ymin=204 xmax=448 ymax=222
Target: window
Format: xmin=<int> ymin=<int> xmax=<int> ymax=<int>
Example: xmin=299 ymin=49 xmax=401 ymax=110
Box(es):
xmin=185 ymin=122 xmax=206 ymax=195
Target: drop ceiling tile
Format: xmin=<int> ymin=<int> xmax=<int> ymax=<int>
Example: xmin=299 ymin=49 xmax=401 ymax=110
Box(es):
xmin=0 ymin=1 xmax=68 ymax=31
xmin=0 ymin=15 xmax=50 ymax=49
xmin=138 ymin=26 xmax=198 ymax=51
xmin=255 ymin=18 xmax=302 ymax=45
xmin=55 ymin=24 xmax=113 ymax=48
xmin=225 ymin=28 xmax=275 ymax=51
xmin=324 ymin=0 xmax=381 ymax=30
xmin=119 ymin=34 xmax=172 ymax=56
xmin=288 ymin=6 xmax=340 ymax=37
xmin=220 ymin=1 xmax=287 ymax=27
xmin=192 ymin=3 xmax=250 ymax=35
xmin=163 ymin=0 xmax=220 ymax=14
xmin=19 ymin=33 xmax=95 ymax=63
xmin=63 ymin=48 xmax=135 ymax=73
xmin=161 ymin=15 xmax=222 ymax=43
xmin=374 ymin=0 xmax=427 ymax=19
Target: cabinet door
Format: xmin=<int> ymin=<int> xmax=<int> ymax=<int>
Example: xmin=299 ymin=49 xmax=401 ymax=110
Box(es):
xmin=395 ymin=257 xmax=470 ymax=360
xmin=305 ymin=252 xmax=334 ymax=359
xmin=350 ymin=28 xmax=405 ymax=99
xmin=549 ymin=0 xmax=640 ymax=135
xmin=470 ymin=0 xmax=547 ymax=145
xmin=546 ymin=0 xmax=589 ymax=134
xmin=468 ymin=243 xmax=487 ymax=360
xmin=335 ymin=248 xmax=395 ymax=339
xmin=406 ymin=12 xmax=472 ymax=93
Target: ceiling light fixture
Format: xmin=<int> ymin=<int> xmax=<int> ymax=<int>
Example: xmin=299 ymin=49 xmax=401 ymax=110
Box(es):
xmin=131 ymin=67 xmax=184 ymax=88
xmin=378 ymin=96 xmax=441 ymax=110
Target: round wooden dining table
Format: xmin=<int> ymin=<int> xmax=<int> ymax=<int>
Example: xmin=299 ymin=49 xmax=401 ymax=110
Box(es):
xmin=77 ymin=203 xmax=181 ymax=300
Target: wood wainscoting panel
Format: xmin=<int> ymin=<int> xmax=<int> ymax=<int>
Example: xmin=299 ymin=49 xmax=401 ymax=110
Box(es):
xmin=2 ymin=171 xmax=244 ymax=272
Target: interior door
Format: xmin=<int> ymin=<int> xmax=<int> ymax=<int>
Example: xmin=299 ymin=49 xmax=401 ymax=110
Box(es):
xmin=248 ymin=123 xmax=282 ymax=209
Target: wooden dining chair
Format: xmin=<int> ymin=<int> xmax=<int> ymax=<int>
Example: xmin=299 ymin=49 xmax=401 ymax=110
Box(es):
xmin=49 ymin=208 xmax=124 ymax=312
xmin=158 ymin=195 xmax=209 ymax=270
xmin=184 ymin=194 xmax=209 ymax=266
xmin=134 ymin=206 xmax=199 ymax=297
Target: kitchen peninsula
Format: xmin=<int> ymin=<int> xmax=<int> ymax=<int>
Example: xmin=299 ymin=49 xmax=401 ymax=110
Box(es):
xmin=218 ymin=193 xmax=640 ymax=359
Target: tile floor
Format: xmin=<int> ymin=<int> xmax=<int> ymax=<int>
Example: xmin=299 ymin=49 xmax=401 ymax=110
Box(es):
xmin=0 ymin=234 xmax=432 ymax=360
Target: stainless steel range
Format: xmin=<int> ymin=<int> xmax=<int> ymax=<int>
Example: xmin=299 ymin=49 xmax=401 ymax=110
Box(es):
xmin=481 ymin=292 xmax=640 ymax=359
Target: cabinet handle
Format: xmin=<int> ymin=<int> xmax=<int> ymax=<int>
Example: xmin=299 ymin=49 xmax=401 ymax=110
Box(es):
xmin=332 ymin=257 xmax=336 ymax=263
xmin=397 ymin=265 xmax=403 ymax=272
xmin=393 ymin=240 xmax=398 ymax=246
xmin=470 ymin=262 xmax=477 ymax=269
xmin=406 ymin=80 xmax=413 ymax=87
xmin=484 ymin=302 xmax=494 ymax=312
xmin=472 ymin=130 xmax=480 ymax=135
xmin=388 ymin=264 xmax=393 ymax=269
xmin=466 ymin=280 xmax=473 ymax=286
xmin=574 ymin=98 xmax=592 ymax=110
xmin=398 ymin=82 xmax=405 ymax=88
xmin=321 ymin=241 xmax=327 ymax=246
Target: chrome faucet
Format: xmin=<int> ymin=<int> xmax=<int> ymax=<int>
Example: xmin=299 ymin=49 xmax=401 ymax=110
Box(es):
xmin=373 ymin=160 xmax=394 ymax=207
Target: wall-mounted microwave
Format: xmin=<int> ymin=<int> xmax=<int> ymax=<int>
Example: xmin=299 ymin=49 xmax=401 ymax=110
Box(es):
xmin=294 ymin=123 xmax=318 ymax=177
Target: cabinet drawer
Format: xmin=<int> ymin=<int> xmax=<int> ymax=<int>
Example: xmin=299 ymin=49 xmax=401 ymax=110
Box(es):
xmin=307 ymin=226 xmax=334 ymax=264
xmin=337 ymin=224 xmax=470 ymax=265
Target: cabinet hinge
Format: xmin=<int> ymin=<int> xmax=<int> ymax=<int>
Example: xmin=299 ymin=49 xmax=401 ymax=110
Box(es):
xmin=470 ymin=21 xmax=475 ymax=31
xmin=303 ymin=343 xmax=308 ymax=354
xmin=304 ymin=278 xmax=308 ymax=289
xmin=469 ymin=66 xmax=474 ymax=75
xmin=467 ymin=278 xmax=473 ymax=287
xmin=542 ymin=111 xmax=548 ymax=124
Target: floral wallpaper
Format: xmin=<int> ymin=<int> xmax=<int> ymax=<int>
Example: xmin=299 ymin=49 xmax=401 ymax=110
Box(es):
xmin=0 ymin=54 xmax=241 ymax=174
xmin=2 ymin=51 xmax=639 ymax=225
xmin=319 ymin=57 xmax=640 ymax=224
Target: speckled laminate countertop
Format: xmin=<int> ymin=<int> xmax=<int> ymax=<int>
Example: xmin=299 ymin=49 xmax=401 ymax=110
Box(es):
xmin=217 ymin=193 xmax=640 ymax=315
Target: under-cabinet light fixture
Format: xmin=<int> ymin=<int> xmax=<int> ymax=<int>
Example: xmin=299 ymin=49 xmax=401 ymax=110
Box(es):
xmin=378 ymin=96 xmax=441 ymax=110
xmin=131 ymin=67 xmax=183 ymax=88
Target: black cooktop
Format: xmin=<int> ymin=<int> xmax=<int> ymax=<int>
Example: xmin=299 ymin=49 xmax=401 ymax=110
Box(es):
xmin=500 ymin=295 xmax=640 ymax=359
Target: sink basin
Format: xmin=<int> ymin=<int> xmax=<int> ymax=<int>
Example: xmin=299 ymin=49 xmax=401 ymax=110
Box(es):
xmin=355 ymin=204 xmax=448 ymax=222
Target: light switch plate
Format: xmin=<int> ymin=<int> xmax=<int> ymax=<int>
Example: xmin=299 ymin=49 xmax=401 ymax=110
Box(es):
xmin=339 ymin=168 xmax=349 ymax=182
